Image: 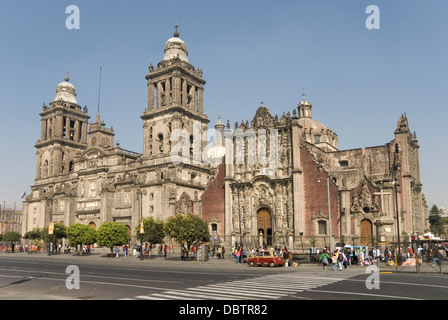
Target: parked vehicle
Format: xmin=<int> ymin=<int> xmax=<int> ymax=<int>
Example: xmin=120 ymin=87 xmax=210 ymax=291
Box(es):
xmin=247 ymin=250 xmax=284 ymax=267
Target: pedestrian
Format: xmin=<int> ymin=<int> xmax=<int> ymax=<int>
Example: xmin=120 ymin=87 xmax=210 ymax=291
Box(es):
xmin=282 ymin=247 xmax=289 ymax=266
xmin=319 ymin=249 xmax=331 ymax=269
xmin=164 ymin=244 xmax=167 ymax=259
xmin=332 ymin=250 xmax=338 ymax=271
xmin=343 ymin=248 xmax=349 ymax=269
xmin=222 ymin=245 xmax=225 ymax=259
xmin=236 ymin=247 xmax=241 ymax=263
xmin=115 ymin=246 xmax=120 ymax=258
xmin=180 ymin=248 xmax=186 ymax=262
xmin=217 ymin=246 xmax=222 ymax=259
xmin=421 ymin=247 xmax=427 ymax=263
xmin=337 ymin=250 xmax=344 ymax=271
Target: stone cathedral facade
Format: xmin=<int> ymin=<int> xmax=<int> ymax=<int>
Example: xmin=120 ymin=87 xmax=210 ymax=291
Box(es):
xmin=22 ymin=30 xmax=429 ymax=250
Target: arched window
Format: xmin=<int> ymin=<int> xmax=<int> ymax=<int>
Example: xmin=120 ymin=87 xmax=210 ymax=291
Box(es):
xmin=318 ymin=220 xmax=327 ymax=235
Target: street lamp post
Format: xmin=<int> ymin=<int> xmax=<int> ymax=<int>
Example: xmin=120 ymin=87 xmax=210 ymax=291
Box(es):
xmin=319 ymin=177 xmax=333 ymax=253
xmin=136 ymin=189 xmax=147 ymax=261
xmin=391 ymin=145 xmax=401 ymax=269
xmin=231 ymin=179 xmax=244 ymax=262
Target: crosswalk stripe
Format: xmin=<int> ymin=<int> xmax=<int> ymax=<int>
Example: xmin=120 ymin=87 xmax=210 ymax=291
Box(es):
xmin=190 ymin=286 xmax=286 ymax=298
xmin=125 ymin=274 xmax=349 ymax=300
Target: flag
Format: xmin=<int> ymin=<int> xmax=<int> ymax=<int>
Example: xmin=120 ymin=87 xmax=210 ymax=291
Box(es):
xmin=21 ymin=191 xmax=26 ymax=199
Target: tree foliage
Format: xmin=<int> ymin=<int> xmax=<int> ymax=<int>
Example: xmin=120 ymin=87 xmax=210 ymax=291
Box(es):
xmin=41 ymin=222 xmax=67 ymax=246
xmin=23 ymin=228 xmax=42 ymax=241
xmin=2 ymin=231 xmax=21 ymax=242
xmin=67 ymin=223 xmax=97 ymax=247
xmin=429 ymin=204 xmax=446 ymax=236
xmin=97 ymin=222 xmax=130 ymax=253
xmin=165 ymin=214 xmax=210 ymax=258
xmin=135 ymin=217 xmax=165 ymax=245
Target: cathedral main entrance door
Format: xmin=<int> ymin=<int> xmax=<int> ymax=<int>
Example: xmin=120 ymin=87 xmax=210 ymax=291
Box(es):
xmin=257 ymin=208 xmax=272 ymax=246
xmin=360 ymin=219 xmax=373 ymax=246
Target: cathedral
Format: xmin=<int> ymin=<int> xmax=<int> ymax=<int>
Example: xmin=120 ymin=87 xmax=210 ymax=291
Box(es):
xmin=22 ymin=29 xmax=429 ymax=250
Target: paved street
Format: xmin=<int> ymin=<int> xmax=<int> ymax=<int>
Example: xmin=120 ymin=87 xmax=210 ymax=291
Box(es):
xmin=0 ymin=251 xmax=447 ymax=303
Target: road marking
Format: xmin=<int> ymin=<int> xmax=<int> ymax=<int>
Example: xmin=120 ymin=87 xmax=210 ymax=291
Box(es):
xmin=125 ymin=273 xmax=349 ymax=300
xmin=307 ymin=289 xmax=423 ymax=300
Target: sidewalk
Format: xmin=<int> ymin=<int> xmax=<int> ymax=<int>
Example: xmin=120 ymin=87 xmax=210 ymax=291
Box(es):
xmin=0 ymin=250 xmax=370 ymax=275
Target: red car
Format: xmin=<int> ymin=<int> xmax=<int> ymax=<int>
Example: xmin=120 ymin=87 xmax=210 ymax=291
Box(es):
xmin=247 ymin=250 xmax=284 ymax=267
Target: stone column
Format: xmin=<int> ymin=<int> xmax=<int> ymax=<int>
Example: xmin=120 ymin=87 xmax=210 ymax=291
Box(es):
xmin=41 ymin=119 xmax=47 ymax=141
xmin=157 ymin=82 xmax=163 ymax=109
xmin=172 ymin=72 xmax=181 ymax=106
xmin=81 ymin=120 xmax=87 ymax=144
xmin=197 ymin=87 xmax=203 ymax=114
xmin=148 ymin=82 xmax=155 ymax=111
xmin=74 ymin=120 xmax=80 ymax=142
xmin=55 ymin=114 xmax=63 ymax=138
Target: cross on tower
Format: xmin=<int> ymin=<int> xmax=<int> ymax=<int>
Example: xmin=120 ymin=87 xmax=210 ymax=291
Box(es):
xmin=174 ymin=24 xmax=179 ymax=37
xmin=301 ymin=92 xmax=306 ymax=101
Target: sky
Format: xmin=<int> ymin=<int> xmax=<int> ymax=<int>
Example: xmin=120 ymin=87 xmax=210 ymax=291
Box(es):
xmin=0 ymin=0 xmax=447 ymax=211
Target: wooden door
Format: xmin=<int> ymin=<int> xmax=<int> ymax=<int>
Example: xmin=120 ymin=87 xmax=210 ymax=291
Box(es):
xmin=257 ymin=208 xmax=272 ymax=246
xmin=360 ymin=219 xmax=373 ymax=246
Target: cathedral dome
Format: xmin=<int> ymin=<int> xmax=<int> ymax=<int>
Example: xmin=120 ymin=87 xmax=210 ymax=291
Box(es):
xmin=164 ymin=28 xmax=189 ymax=62
xmin=53 ymin=73 xmax=78 ymax=104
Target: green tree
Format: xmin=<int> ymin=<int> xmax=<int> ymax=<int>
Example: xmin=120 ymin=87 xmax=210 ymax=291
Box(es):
xmin=67 ymin=223 xmax=97 ymax=251
xmin=42 ymin=222 xmax=67 ymax=247
xmin=23 ymin=228 xmax=42 ymax=241
xmin=165 ymin=214 xmax=210 ymax=259
xmin=135 ymin=217 xmax=165 ymax=246
xmin=97 ymin=222 xmax=130 ymax=253
xmin=2 ymin=231 xmax=21 ymax=252
xmin=429 ymin=204 xmax=445 ymax=236
xmin=3 ymin=231 xmax=21 ymax=243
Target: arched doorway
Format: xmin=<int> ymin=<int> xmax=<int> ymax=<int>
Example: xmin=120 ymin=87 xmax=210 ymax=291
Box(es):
xmin=360 ymin=219 xmax=373 ymax=246
xmin=257 ymin=208 xmax=272 ymax=246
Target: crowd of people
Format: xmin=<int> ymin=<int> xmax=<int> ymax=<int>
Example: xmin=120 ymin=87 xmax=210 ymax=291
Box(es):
xmin=318 ymin=247 xmax=383 ymax=271
xmin=317 ymin=244 xmax=448 ymax=270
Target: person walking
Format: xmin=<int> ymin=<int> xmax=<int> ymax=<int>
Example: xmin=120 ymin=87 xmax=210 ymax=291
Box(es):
xmin=331 ymin=250 xmax=338 ymax=271
xmin=222 ymin=246 xmax=225 ymax=259
xmin=236 ymin=247 xmax=241 ymax=263
xmin=319 ymin=249 xmax=331 ymax=269
xmin=337 ymin=250 xmax=345 ymax=271
xmin=282 ymin=247 xmax=289 ymax=266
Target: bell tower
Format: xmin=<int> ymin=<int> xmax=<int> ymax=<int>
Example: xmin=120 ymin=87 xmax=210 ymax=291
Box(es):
xmin=141 ymin=27 xmax=209 ymax=161
xmin=35 ymin=74 xmax=89 ymax=180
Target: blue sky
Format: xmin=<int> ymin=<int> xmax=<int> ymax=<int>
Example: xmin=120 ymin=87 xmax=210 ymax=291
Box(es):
xmin=0 ymin=0 xmax=447 ymax=211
